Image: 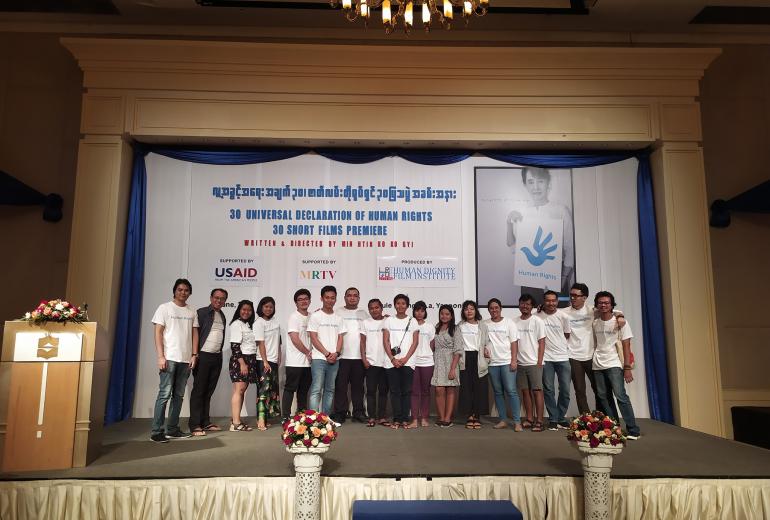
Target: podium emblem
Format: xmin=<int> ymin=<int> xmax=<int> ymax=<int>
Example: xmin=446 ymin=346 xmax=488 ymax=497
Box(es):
xmin=37 ymin=334 xmax=60 ymax=359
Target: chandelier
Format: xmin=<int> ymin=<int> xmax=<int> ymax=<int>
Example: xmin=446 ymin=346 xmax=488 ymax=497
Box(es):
xmin=330 ymin=0 xmax=489 ymax=34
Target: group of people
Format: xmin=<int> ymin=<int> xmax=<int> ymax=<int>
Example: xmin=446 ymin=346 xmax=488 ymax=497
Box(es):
xmin=149 ymin=279 xmax=641 ymax=442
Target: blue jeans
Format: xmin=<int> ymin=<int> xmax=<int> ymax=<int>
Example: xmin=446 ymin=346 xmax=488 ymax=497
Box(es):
xmin=151 ymin=360 xmax=191 ymax=435
xmin=543 ymin=360 xmax=571 ymax=424
xmin=594 ymin=367 xmax=640 ymax=436
xmin=488 ymin=364 xmax=521 ymax=423
xmin=309 ymin=359 xmax=339 ymax=414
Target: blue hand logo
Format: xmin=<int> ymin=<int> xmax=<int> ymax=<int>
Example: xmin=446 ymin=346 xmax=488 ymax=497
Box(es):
xmin=521 ymin=226 xmax=557 ymax=266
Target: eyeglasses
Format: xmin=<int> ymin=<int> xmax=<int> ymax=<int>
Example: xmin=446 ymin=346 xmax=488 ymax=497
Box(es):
xmin=569 ymin=293 xmax=585 ymax=298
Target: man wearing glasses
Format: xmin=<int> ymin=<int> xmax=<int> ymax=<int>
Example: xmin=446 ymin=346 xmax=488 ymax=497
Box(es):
xmin=189 ymin=288 xmax=228 ymax=436
xmin=562 ymin=283 xmax=624 ymax=415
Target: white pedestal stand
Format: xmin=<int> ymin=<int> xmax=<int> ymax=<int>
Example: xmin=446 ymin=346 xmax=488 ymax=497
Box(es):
xmin=287 ymin=445 xmax=330 ymax=520
xmin=575 ymin=441 xmax=623 ymax=520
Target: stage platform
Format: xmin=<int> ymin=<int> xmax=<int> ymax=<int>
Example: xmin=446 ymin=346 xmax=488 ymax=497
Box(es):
xmin=1 ymin=418 xmax=769 ymax=519
xmin=2 ymin=417 xmax=769 ymax=481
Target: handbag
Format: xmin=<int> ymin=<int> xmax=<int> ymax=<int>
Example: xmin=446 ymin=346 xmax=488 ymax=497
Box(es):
xmin=615 ymin=339 xmax=635 ymax=370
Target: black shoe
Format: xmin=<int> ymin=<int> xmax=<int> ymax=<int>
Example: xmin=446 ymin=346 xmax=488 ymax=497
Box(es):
xmin=151 ymin=433 xmax=169 ymax=443
xmin=557 ymin=421 xmax=571 ymax=429
xmin=351 ymin=415 xmax=367 ymax=423
xmin=165 ymin=430 xmax=193 ymax=439
xmin=547 ymin=422 xmax=558 ymax=431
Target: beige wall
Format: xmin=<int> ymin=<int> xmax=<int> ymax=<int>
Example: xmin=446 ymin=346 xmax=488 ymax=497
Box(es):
xmin=700 ymin=45 xmax=770 ymax=437
xmin=0 ymin=33 xmax=82 ymax=339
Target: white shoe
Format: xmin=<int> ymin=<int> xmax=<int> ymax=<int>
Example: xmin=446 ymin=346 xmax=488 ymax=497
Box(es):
xmin=626 ymin=434 xmax=641 ymax=440
xmin=332 ymin=421 xmax=342 ymax=428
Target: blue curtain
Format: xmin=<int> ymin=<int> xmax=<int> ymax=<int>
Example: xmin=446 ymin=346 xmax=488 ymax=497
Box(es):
xmin=105 ymin=147 xmax=148 ymax=424
xmin=105 ymin=145 xmax=673 ymax=424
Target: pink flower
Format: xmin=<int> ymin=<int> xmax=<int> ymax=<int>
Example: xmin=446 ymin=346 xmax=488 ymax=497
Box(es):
xmin=303 ymin=438 xmax=312 ymax=447
xmin=322 ymin=435 xmax=331 ymax=444
xmin=588 ymin=421 xmax=599 ymax=432
xmin=43 ymin=308 xmax=52 ymax=316
xmin=283 ymin=437 xmax=292 ymax=446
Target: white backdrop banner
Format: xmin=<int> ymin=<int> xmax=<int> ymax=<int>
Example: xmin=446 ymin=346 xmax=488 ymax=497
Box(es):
xmin=134 ymin=153 xmax=650 ymax=420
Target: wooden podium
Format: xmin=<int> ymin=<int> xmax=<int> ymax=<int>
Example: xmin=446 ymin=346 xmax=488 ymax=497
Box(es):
xmin=0 ymin=321 xmax=109 ymax=472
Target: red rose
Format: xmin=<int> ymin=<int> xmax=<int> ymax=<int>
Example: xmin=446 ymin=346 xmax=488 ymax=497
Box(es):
xmin=588 ymin=421 xmax=599 ymax=432
xmin=305 ymin=417 xmax=314 ymax=425
xmin=602 ymin=418 xmax=613 ymax=429
xmin=283 ymin=437 xmax=292 ymax=446
xmin=303 ymin=438 xmax=312 ymax=447
xmin=589 ymin=437 xmax=599 ymax=448
xmin=322 ymin=435 xmax=331 ymax=444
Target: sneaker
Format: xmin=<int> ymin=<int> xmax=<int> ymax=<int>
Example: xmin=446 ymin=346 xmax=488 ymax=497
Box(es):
xmin=513 ymin=423 xmax=524 ymax=432
xmin=165 ymin=430 xmax=193 ymax=439
xmin=150 ymin=433 xmax=169 ymax=443
xmin=440 ymin=421 xmax=454 ymax=428
xmin=492 ymin=421 xmax=508 ymax=429
xmin=352 ymin=415 xmax=368 ymax=423
xmin=626 ymin=434 xmax=641 ymax=440
xmin=332 ymin=421 xmax=342 ymax=428
xmin=557 ymin=421 xmax=571 ymax=430
xmin=547 ymin=422 xmax=558 ymax=431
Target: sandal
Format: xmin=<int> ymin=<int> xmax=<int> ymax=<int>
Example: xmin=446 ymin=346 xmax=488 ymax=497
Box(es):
xmin=522 ymin=420 xmax=533 ymax=429
xmin=366 ymin=419 xmax=376 ymax=428
xmin=380 ymin=421 xmax=392 ymax=427
xmin=191 ymin=428 xmax=207 ymax=437
xmin=389 ymin=422 xmax=401 ymax=430
xmin=203 ymin=424 xmax=222 ymax=431
xmin=473 ymin=420 xmax=482 ymax=429
xmin=230 ymin=422 xmax=253 ymax=432
xmin=531 ymin=422 xmax=544 ymax=432
xmin=257 ymin=422 xmax=268 ymax=431
xmin=403 ymin=422 xmax=417 ymax=430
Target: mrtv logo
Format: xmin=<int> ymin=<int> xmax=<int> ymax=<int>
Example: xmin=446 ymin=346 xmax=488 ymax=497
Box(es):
xmin=212 ymin=257 xmax=262 ymax=287
xmin=297 ymin=257 xmax=339 ymax=286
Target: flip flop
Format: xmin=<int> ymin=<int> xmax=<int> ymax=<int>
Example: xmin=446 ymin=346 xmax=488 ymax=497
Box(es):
xmin=191 ymin=428 xmax=207 ymax=437
xmin=522 ymin=420 xmax=533 ymax=429
xmin=366 ymin=419 xmax=376 ymax=428
xmin=389 ymin=422 xmax=401 ymax=430
xmin=532 ymin=422 xmax=544 ymax=432
xmin=380 ymin=421 xmax=392 ymax=427
xmin=203 ymin=424 xmax=222 ymax=431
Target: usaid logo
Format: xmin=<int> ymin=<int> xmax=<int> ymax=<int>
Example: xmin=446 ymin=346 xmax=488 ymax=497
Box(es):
xmin=211 ymin=257 xmax=262 ymax=287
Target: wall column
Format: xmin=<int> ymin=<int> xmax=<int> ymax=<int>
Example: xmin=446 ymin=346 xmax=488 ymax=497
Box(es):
xmin=651 ymin=142 xmax=724 ymax=436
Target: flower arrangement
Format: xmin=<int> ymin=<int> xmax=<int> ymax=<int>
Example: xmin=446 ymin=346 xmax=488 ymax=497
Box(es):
xmin=566 ymin=410 xmax=626 ymax=448
xmin=282 ymin=410 xmax=338 ymax=448
xmin=21 ymin=299 xmax=87 ymax=325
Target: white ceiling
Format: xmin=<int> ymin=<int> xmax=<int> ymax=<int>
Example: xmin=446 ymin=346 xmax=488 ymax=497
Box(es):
xmin=2 ymin=0 xmax=770 ymax=44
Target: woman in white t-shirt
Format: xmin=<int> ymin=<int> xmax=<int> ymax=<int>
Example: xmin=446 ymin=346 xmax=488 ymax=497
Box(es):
xmin=458 ymin=300 xmax=490 ymax=429
xmin=254 ymin=296 xmax=281 ymax=431
xmin=228 ymin=300 xmax=258 ymax=432
xmin=408 ymin=301 xmax=435 ymax=428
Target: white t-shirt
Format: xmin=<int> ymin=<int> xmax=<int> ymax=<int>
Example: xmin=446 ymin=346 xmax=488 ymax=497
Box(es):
xmin=337 ymin=307 xmax=369 ymax=360
xmin=361 ymin=318 xmax=386 ymax=367
xmin=562 ymin=304 xmax=595 ymax=361
xmin=593 ymin=317 xmax=633 ymax=370
xmin=537 ymin=309 xmax=571 ymax=362
xmin=458 ymin=322 xmax=481 ymax=352
xmin=382 ymin=316 xmax=417 ymax=369
xmin=485 ymin=317 xmax=519 ymax=366
xmin=229 ymin=319 xmax=258 ymax=356
xmin=151 ymin=301 xmax=199 ymax=363
xmin=254 ymin=316 xmax=281 ymax=363
xmin=307 ymin=310 xmax=346 ymax=361
xmin=285 ymin=310 xmax=311 ymax=368
xmin=414 ymin=322 xmax=436 ymax=367
xmin=200 ymin=311 xmax=225 ymax=354
xmin=514 ymin=314 xmax=546 ymax=366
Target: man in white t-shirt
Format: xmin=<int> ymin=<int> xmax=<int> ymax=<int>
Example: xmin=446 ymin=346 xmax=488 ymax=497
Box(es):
xmin=563 ymin=282 xmax=626 ymax=416
xmin=514 ymin=293 xmax=546 ymax=432
xmin=592 ymin=291 xmax=640 ymax=439
xmin=507 ymin=167 xmax=575 ymax=297
xmin=282 ymin=288 xmax=314 ymax=421
xmin=150 ymin=278 xmax=200 ymax=443
xmin=307 ymin=285 xmax=346 ymax=417
xmin=537 ymin=290 xmax=572 ymax=430
xmin=332 ymin=287 xmax=370 ymax=424
xmin=188 ymin=288 xmax=228 ymax=436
